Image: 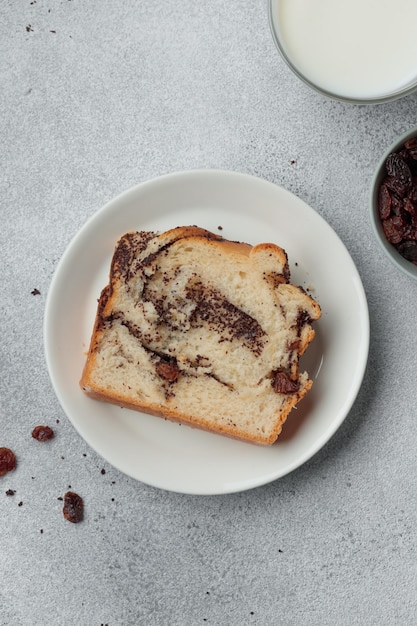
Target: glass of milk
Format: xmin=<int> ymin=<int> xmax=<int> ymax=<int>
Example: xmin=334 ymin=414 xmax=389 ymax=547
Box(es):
xmin=269 ymin=0 xmax=417 ymax=103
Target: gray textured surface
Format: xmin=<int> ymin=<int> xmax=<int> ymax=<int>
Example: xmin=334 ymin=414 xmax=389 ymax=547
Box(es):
xmin=1 ymin=1 xmax=417 ymax=625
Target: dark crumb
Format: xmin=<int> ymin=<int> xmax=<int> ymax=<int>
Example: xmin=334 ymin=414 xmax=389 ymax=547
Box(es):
xmin=290 ymin=159 xmax=297 ymax=165
xmin=278 ymin=549 xmax=283 ymax=553
xmin=31 ymin=476 xmax=35 ymax=480
xmin=250 ymin=611 xmax=254 ymax=615
xmin=68 ymin=485 xmax=71 ymax=489
xmin=111 ymin=498 xmax=115 ymax=502
xmin=101 ymin=468 xmax=106 ymax=475
xmin=61 ymin=456 xmax=65 ymax=460
xmin=206 ymin=591 xmax=210 ymax=595
xmin=111 ymin=481 xmax=115 ymax=485
xmin=32 ymin=425 xmax=54 ymax=441
xmin=217 ymin=225 xmax=223 ymax=231
xmin=56 ymin=419 xmax=60 ymax=424
xmin=31 ymin=288 xmax=41 ymax=295
xmin=40 ymin=529 xmax=43 ymax=534
xmin=57 ymin=496 xmax=63 ymax=501
xmin=26 ymin=24 xmax=34 ymax=32
xmin=82 ymin=453 xmax=87 ymax=457
xmin=18 ymin=501 xmax=23 ymax=507
xmin=5 ymin=489 xmax=16 ymax=496
xmin=50 ymin=29 xmax=56 ymax=33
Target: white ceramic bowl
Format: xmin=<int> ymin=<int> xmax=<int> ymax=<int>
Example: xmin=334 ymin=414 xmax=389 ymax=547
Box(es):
xmin=370 ymin=127 xmax=417 ymax=280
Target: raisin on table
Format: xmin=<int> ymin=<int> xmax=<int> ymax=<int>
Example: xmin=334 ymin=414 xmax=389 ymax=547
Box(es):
xmin=0 ymin=448 xmax=17 ymax=477
xmin=32 ymin=425 xmax=54 ymax=441
xmin=63 ymin=491 xmax=83 ymax=523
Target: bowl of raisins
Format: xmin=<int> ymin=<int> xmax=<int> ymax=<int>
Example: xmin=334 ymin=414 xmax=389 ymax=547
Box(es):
xmin=371 ymin=128 xmax=417 ymax=279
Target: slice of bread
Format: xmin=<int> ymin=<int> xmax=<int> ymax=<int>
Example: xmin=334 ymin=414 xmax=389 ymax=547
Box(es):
xmin=80 ymin=226 xmax=321 ymax=445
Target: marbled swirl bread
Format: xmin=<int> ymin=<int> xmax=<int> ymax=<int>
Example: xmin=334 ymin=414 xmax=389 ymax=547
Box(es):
xmin=80 ymin=226 xmax=321 ymax=445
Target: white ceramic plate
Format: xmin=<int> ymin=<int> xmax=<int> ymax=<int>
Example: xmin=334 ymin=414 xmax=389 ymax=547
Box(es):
xmin=44 ymin=170 xmax=369 ymax=495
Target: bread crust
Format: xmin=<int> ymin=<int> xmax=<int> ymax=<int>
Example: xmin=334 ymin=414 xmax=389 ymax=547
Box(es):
xmin=80 ymin=380 xmax=313 ymax=445
xmin=80 ymin=226 xmax=321 ymax=445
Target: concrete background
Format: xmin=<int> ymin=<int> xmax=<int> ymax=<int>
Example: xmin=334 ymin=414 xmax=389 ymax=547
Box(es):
xmin=1 ymin=1 xmax=417 ymax=624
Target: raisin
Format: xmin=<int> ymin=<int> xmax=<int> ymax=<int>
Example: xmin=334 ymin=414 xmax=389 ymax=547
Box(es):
xmin=63 ymin=491 xmax=83 ymax=523
xmin=408 ymin=182 xmax=417 ymax=205
xmin=272 ymin=372 xmax=300 ymax=394
xmin=404 ymin=197 xmax=417 ymax=220
xmin=0 ymin=448 xmax=17 ymax=477
xmin=385 ymin=176 xmax=409 ymax=199
xmin=156 ymin=359 xmax=179 ymax=382
xmin=32 ymin=425 xmax=54 ymax=441
xmin=390 ymin=195 xmax=406 ymax=218
xmin=386 ymin=153 xmax=412 ymax=188
xmin=407 ymin=227 xmax=417 ymax=240
xmin=404 ymin=137 xmax=417 ymax=159
xmin=382 ymin=215 xmax=407 ymax=244
xmin=398 ymin=149 xmax=414 ymax=168
xmin=397 ymin=241 xmax=417 ymax=264
xmin=287 ymin=339 xmax=301 ymax=352
xmin=378 ymin=184 xmax=392 ymax=220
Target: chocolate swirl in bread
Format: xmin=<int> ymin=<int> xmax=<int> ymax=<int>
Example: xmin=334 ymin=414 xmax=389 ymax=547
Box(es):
xmin=80 ymin=226 xmax=321 ymax=445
